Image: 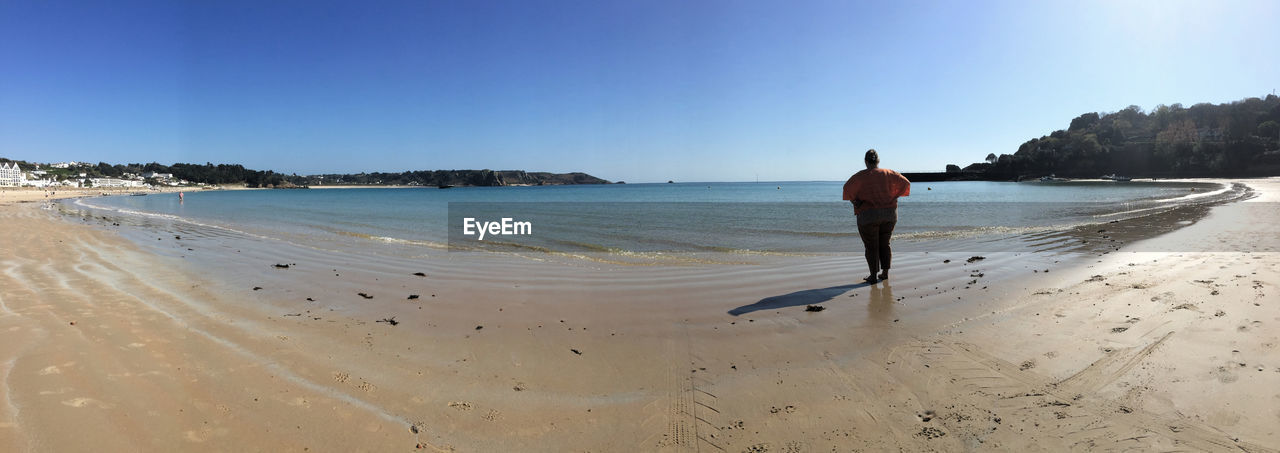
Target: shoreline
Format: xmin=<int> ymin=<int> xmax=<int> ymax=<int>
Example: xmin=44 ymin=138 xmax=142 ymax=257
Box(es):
xmin=1 ymin=178 xmax=1276 ymax=450
xmin=0 ymin=186 xmax=192 ymax=206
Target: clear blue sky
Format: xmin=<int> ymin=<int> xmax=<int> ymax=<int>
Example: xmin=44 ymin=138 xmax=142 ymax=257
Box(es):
xmin=2 ymin=0 xmax=1277 ymax=183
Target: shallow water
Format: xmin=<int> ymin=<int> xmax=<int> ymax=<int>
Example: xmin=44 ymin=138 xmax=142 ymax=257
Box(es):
xmin=71 ymin=180 xmax=1234 ymax=259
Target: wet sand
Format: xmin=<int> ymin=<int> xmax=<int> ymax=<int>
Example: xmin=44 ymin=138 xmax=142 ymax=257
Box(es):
xmin=0 ymin=178 xmax=1277 ymax=451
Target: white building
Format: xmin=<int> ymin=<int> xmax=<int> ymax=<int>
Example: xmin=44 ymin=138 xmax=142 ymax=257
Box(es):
xmin=143 ymin=172 xmax=174 ymax=180
xmin=21 ymin=177 xmax=52 ymax=188
xmin=0 ymin=162 xmax=21 ymax=187
xmin=89 ymin=178 xmax=145 ymax=188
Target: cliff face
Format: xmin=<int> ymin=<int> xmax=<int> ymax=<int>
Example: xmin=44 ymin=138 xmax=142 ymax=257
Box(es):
xmin=431 ymin=170 xmax=500 ymax=186
xmin=493 ymin=171 xmax=610 ymax=185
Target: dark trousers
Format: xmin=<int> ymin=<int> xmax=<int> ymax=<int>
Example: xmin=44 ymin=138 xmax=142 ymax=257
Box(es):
xmin=856 ymin=208 xmax=896 ymax=276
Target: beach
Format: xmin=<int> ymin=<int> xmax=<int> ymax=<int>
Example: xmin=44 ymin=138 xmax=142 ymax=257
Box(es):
xmin=0 ymin=186 xmax=199 ymax=207
xmin=0 ymin=179 xmax=1277 ymax=451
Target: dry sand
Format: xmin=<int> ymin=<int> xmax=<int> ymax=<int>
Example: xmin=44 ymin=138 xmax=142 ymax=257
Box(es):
xmin=0 ymin=178 xmax=1276 ymax=451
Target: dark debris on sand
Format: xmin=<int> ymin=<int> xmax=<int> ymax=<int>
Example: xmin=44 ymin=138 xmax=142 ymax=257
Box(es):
xmin=916 ymin=426 xmax=946 ymax=439
xmin=966 ymin=256 xmax=986 ymax=263
xmin=252 ymin=286 xmax=263 ymax=291
xmin=376 ymin=317 xmax=399 ymax=326
xmin=407 ymin=294 xmax=420 ymax=300
xmin=805 ymin=305 xmax=826 ymax=312
xmin=570 ymin=349 xmax=582 ymax=355
xmin=413 ymin=272 xmax=427 ymax=277
xmin=358 ymin=292 xmax=374 ymax=299
xmin=273 ymin=263 xmax=291 ymax=269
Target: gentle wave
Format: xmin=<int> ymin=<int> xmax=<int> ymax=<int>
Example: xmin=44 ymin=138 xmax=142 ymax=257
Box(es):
xmin=468 ymin=239 xmax=768 ymax=265
xmin=326 ymin=228 xmax=450 ymax=249
xmin=734 ymin=228 xmax=860 ymax=238
xmin=892 ymin=225 xmax=1058 ymax=242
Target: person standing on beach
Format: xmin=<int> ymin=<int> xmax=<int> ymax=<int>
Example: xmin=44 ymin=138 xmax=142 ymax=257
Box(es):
xmin=842 ymin=149 xmax=911 ymax=284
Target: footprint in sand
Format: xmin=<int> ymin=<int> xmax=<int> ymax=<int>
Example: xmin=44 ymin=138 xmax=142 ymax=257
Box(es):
xmin=38 ymin=365 xmax=61 ymax=375
xmin=482 ymin=409 xmax=501 ymax=421
xmin=1212 ymin=365 xmax=1240 ymax=383
xmin=184 ymin=430 xmax=206 ymax=443
xmin=448 ymin=401 xmax=473 ymax=411
xmin=769 ymin=405 xmax=797 ymax=414
xmin=780 ymin=440 xmax=807 ymax=452
xmin=184 ymin=426 xmax=228 ymax=443
xmin=62 ymin=397 xmax=111 ymax=409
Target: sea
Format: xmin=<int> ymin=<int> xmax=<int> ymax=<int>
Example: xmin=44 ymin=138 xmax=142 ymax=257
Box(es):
xmin=65 ymin=180 xmax=1247 ymax=263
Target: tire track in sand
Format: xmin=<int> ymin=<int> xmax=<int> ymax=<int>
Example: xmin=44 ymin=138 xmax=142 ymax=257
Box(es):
xmin=640 ymin=324 xmax=725 ymax=452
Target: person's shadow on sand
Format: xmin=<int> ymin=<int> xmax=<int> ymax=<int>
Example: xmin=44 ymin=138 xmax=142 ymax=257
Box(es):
xmin=728 ymin=282 xmax=872 ymax=316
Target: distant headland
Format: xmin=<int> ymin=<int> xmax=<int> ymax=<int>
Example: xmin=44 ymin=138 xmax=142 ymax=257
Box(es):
xmin=0 ymin=160 xmax=612 ymax=189
xmin=915 ymin=94 xmax=1280 ymax=182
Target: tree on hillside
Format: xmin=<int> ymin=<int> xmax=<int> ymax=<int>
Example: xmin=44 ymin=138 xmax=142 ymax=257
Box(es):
xmin=974 ymin=94 xmax=1280 ymax=178
xmin=1259 ymin=120 xmax=1280 ymax=139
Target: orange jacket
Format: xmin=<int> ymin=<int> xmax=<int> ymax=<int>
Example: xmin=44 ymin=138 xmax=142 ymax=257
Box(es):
xmin=842 ymin=168 xmax=911 ymax=215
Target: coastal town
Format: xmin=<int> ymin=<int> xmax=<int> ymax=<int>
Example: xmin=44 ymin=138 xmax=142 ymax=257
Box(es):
xmin=0 ymin=160 xmax=197 ymax=189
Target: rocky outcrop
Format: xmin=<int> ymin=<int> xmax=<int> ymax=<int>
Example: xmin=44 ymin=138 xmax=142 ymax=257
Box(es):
xmin=493 ymin=171 xmax=610 ymax=186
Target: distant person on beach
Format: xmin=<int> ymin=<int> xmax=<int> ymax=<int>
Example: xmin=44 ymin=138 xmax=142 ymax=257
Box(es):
xmin=843 ymin=149 xmax=911 ymax=284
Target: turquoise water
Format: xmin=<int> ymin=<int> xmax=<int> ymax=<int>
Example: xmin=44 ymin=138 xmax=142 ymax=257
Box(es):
xmin=72 ymin=180 xmax=1235 ymax=256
